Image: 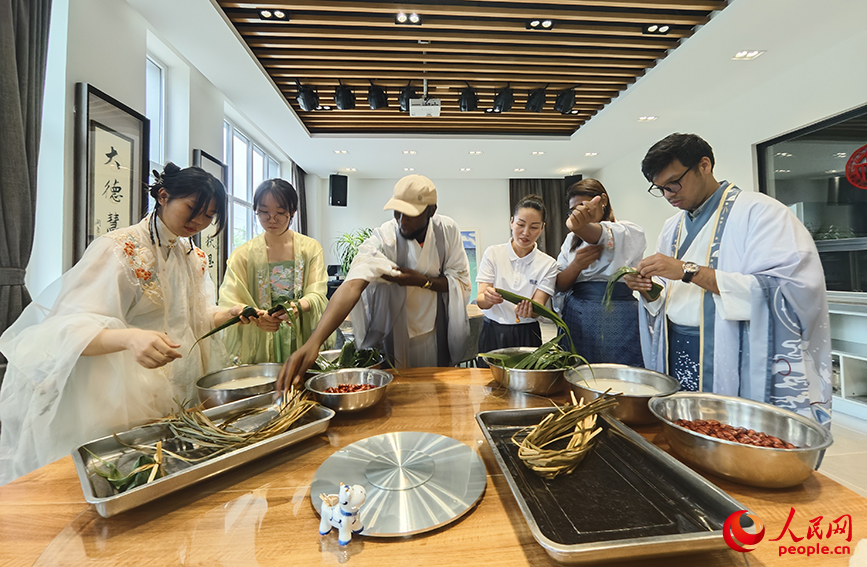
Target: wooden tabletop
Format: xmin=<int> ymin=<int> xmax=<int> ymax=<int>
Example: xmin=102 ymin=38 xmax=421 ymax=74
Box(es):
xmin=1 ymin=368 xmax=864 ymax=567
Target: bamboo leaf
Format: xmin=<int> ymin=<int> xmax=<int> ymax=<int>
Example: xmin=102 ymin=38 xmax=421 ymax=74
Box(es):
xmin=494 ymin=288 xmax=578 ymax=354
xmin=189 ymin=306 xmax=259 ymax=353
xmin=603 ymin=267 xmax=663 ymax=311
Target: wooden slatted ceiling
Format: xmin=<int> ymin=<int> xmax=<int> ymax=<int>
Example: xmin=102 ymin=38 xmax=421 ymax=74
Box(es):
xmin=216 ymin=0 xmax=726 ymax=136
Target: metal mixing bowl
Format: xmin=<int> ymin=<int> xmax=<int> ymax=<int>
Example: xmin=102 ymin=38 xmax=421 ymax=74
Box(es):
xmin=305 ymin=368 xmax=393 ymax=413
xmin=196 ymin=363 xmax=282 ymax=408
xmin=482 ymin=347 xmax=570 ymax=396
xmin=565 ymin=364 xmax=680 ymax=425
xmin=648 ymin=392 xmax=833 ymax=488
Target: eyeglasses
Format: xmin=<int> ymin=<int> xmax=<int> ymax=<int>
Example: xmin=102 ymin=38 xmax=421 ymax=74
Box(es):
xmin=647 ymin=165 xmax=694 ymax=198
xmin=256 ymin=210 xmax=290 ymax=222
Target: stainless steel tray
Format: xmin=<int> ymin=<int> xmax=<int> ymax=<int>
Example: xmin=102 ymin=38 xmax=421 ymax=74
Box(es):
xmin=476 ymin=408 xmax=749 ymax=564
xmin=72 ymin=393 xmax=335 ymax=518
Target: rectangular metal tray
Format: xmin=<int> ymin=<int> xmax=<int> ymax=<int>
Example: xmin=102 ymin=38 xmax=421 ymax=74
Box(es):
xmin=72 ymin=393 xmax=335 ymax=518
xmin=477 ymin=408 xmax=747 ymax=564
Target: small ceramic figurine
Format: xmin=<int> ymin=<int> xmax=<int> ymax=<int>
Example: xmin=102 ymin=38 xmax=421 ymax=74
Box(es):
xmin=319 ymin=483 xmax=366 ymax=545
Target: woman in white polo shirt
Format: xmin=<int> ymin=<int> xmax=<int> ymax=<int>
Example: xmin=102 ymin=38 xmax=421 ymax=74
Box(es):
xmin=475 ymin=194 xmax=559 ymax=366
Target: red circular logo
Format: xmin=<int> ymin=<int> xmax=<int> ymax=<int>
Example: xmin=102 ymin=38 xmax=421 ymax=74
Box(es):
xmin=723 ymin=510 xmax=766 ymax=552
xmin=846 ymin=144 xmax=867 ymax=189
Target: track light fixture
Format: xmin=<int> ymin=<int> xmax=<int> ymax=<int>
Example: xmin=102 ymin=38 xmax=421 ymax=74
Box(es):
xmin=398 ymin=82 xmax=417 ymax=112
xmin=260 ymin=9 xmax=287 ymax=20
xmin=368 ymin=80 xmax=388 ymax=110
xmin=553 ymin=86 xmax=577 ymax=114
xmin=492 ymin=84 xmax=513 ymax=113
xmin=525 ymin=84 xmax=548 ymax=113
xmin=643 ymin=24 xmax=670 ymax=35
xmin=526 ymin=19 xmax=554 ymax=30
xmin=295 ymin=79 xmax=319 ymax=112
xmin=335 ymin=81 xmax=355 ymax=110
xmin=395 ymin=12 xmax=422 ymax=25
xmin=459 ymin=82 xmax=478 ymax=112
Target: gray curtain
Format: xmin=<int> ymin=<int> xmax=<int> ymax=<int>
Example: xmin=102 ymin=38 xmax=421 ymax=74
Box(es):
xmin=509 ymin=178 xmax=570 ymax=259
xmin=293 ymin=162 xmax=307 ymax=235
xmin=0 ymin=0 xmax=52 ymax=363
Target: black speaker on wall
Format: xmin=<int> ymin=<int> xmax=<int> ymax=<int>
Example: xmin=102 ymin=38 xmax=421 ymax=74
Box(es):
xmin=329 ymin=174 xmax=348 ymax=206
xmin=564 ymin=174 xmax=583 ymax=188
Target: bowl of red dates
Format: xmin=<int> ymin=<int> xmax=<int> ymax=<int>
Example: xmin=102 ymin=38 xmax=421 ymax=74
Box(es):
xmin=305 ymin=368 xmax=393 ymax=413
xmin=648 ymin=392 xmax=833 ymax=488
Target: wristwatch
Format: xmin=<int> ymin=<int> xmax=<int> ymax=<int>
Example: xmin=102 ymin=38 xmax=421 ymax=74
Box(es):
xmin=681 ymin=261 xmax=700 ymax=283
xmin=422 ymin=278 xmax=433 ymax=290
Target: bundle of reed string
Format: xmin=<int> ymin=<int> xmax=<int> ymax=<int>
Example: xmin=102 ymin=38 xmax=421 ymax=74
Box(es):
xmin=511 ymin=391 xmax=619 ymax=480
xmin=126 ymin=387 xmax=318 ymax=464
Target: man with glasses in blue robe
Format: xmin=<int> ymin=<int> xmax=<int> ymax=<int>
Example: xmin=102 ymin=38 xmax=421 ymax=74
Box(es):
xmin=624 ymin=133 xmax=831 ymax=426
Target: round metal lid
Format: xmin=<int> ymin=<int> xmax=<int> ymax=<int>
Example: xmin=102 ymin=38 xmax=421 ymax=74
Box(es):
xmin=311 ymin=431 xmax=487 ymax=536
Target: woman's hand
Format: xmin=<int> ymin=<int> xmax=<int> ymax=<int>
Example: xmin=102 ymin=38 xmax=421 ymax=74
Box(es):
xmin=123 ymin=330 xmax=182 ymax=369
xmin=514 ymin=299 xmax=535 ymax=319
xmin=255 ymin=311 xmax=285 ymax=332
xmin=476 ymin=286 xmax=504 ymax=309
xmin=571 ymin=244 xmax=603 ymax=272
xmin=566 ymin=195 xmax=604 ymax=233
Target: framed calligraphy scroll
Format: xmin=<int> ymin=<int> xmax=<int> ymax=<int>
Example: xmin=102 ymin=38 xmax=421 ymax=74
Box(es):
xmin=73 ymin=83 xmax=150 ymax=262
xmin=192 ymin=149 xmax=229 ymax=293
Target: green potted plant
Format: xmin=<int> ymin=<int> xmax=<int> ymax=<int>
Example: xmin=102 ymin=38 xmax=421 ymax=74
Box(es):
xmin=333 ymin=227 xmax=373 ymax=277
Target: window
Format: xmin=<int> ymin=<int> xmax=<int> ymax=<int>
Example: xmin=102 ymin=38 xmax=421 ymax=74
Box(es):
xmin=223 ymin=120 xmax=282 ymax=251
xmin=145 ymin=55 xmax=165 ymax=172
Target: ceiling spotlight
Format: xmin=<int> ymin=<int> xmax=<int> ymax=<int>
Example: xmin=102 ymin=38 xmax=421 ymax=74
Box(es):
xmin=404 ymin=167 xmax=414 ymax=171
xmin=259 ymin=10 xmax=272 ymax=19
xmin=403 ymin=150 xmax=417 ymax=155
xmin=775 ymin=152 xmax=793 ymax=157
xmin=459 ymin=82 xmax=478 ymax=112
xmin=526 ymin=19 xmax=554 ymax=30
xmin=343 ymin=168 xmax=357 ymax=172
xmin=775 ymin=169 xmax=791 ymax=173
xmin=460 ymin=168 xmax=471 ymax=172
xmin=484 ymin=108 xmax=494 ymax=113
xmin=334 ymin=150 xmax=348 ymax=154
xmin=493 ymin=84 xmax=513 ymax=113
xmin=643 ymin=23 xmax=670 ymax=35
xmin=638 ymin=116 xmax=658 ymax=121
xmin=825 ymin=169 xmax=839 ymax=174
xmin=396 ymin=11 xmax=421 ymax=25
xmin=553 ymin=87 xmax=576 ymax=114
xmin=559 ymin=168 xmax=573 ymax=173
xmin=525 ymin=85 xmax=547 ymax=113
xmin=468 ymin=150 xmax=483 ymax=155
xmin=295 ymin=79 xmax=318 ymax=112
xmin=368 ymin=81 xmax=387 ymax=110
xmin=315 ymin=105 xmax=332 ymax=111
xmin=569 ymin=109 xmax=580 ymax=114
xmin=398 ymin=82 xmax=417 ymax=112
xmin=585 ymin=152 xmax=597 ymax=156
xmin=514 ymin=168 xmax=525 ymax=172
xmin=531 ymin=151 xmax=545 ymax=155
xmin=335 ymin=81 xmax=355 ymax=110
xmin=834 ymin=152 xmax=847 ymax=158
xmin=732 ymin=50 xmax=765 ymax=60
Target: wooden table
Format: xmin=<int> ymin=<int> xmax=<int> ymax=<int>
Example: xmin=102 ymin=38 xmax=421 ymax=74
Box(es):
xmin=2 ymin=368 xmax=865 ymax=566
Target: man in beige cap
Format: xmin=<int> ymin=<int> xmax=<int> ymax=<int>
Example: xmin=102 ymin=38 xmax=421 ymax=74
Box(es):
xmin=278 ymin=175 xmax=471 ymax=386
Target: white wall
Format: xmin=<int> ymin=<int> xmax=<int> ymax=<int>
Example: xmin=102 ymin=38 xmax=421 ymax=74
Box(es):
xmin=588 ymin=2 xmax=867 ymax=251
xmin=27 ymin=0 xmax=233 ymax=296
xmin=307 ymin=176 xmax=511 ymax=268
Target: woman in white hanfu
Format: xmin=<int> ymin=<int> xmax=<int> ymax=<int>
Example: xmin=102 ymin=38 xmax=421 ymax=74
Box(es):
xmin=0 ymin=163 xmax=257 ymax=485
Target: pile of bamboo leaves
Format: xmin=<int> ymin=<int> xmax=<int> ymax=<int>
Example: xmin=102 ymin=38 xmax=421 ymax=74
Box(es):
xmin=512 ymin=391 xmax=618 ymax=480
xmin=310 ymin=341 xmax=383 ymax=373
xmin=603 ymin=267 xmax=663 ymax=311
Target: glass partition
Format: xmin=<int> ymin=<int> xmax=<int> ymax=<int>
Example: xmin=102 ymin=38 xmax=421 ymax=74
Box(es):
xmin=758 ymin=106 xmax=867 ymax=292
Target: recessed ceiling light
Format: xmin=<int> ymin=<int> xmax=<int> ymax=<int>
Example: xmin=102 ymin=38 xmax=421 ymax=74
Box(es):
xmin=732 ymin=50 xmax=765 ymax=60
xmin=460 ymin=168 xmax=471 ymax=172
xmin=315 ymin=105 xmax=332 ymax=111
xmin=259 ymin=10 xmax=272 ymax=19
xmin=639 ymin=116 xmax=658 ymax=121
xmin=643 ymin=23 xmax=670 ymax=35
xmin=775 ymin=152 xmax=793 ymax=157
xmin=775 ymin=169 xmax=791 ymax=173
xmin=343 ymin=168 xmax=356 ymax=172
xmin=569 ymin=109 xmax=580 ymax=114
xmin=468 ymin=150 xmax=483 ymax=155
xmin=558 ymin=168 xmax=574 ymax=173
xmin=396 ymin=12 xmax=407 ymax=23
xmin=404 ymin=167 xmax=414 ymax=171
xmin=403 ymin=150 xmax=417 ymax=155
xmin=834 ymin=152 xmax=847 ymax=158
xmin=585 ymin=152 xmax=597 ymax=156
xmin=396 ymin=11 xmax=421 ymax=25
xmin=409 ymin=13 xmax=420 ymax=24
xmin=526 ymin=19 xmax=555 ymax=30
xmin=531 ymin=151 xmax=545 ymax=155
xmin=825 ymin=170 xmax=839 ymax=174
xmin=514 ymin=168 xmax=525 ymax=172
xmin=334 ymin=150 xmax=348 ymax=154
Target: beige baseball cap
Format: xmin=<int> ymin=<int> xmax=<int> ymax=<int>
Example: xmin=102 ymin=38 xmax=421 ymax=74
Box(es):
xmin=383 ymin=174 xmax=437 ymax=216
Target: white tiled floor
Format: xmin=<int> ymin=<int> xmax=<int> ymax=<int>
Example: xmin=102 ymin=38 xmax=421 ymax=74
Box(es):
xmin=541 ymin=319 xmax=867 ymax=497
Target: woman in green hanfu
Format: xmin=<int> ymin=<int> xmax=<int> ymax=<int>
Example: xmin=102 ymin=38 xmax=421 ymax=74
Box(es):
xmin=219 ymin=179 xmax=333 ymax=363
